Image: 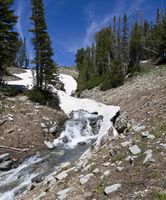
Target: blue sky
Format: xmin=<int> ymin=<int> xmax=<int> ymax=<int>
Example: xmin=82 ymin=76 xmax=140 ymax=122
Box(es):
xmin=14 ymin=0 xmax=165 ymax=66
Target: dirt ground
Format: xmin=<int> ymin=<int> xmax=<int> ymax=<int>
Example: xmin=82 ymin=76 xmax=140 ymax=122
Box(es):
xmin=0 ymin=95 xmax=67 ymax=160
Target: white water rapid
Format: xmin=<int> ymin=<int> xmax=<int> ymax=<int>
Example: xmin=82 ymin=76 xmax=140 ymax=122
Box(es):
xmin=1 ymin=70 xmax=120 ymax=199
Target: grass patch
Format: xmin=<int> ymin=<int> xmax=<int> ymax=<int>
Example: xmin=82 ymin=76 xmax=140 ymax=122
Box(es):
xmin=0 ymin=84 xmax=23 ymax=97
xmin=111 ymin=153 xmax=126 ymax=162
xmin=150 ymin=121 xmax=166 ymax=138
xmin=151 ymin=191 xmax=166 ymax=200
xmin=94 ymin=183 xmax=105 ymax=194
xmin=27 ymin=87 xmax=60 ymax=109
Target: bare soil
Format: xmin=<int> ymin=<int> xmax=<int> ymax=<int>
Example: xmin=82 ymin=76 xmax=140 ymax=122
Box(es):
xmin=0 ymin=95 xmax=67 ymax=160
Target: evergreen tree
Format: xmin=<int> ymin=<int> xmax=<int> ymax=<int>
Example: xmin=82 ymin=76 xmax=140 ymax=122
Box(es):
xmin=128 ymin=22 xmax=143 ymax=73
xmin=122 ymin=14 xmax=129 ymax=65
xmin=30 ymin=0 xmax=56 ymax=90
xmin=95 ymin=27 xmax=114 ymax=75
xmin=15 ymin=37 xmax=30 ymax=68
xmin=0 ymin=0 xmax=18 ymax=82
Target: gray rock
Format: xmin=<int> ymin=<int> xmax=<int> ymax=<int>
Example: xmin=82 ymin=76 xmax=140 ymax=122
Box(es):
xmin=133 ymin=125 xmax=145 ymax=132
xmin=117 ymin=166 xmax=124 ymax=172
xmin=102 ymin=162 xmax=110 ymax=167
xmin=44 ymin=141 xmax=54 ymax=149
xmin=55 ymin=171 xmax=68 ymax=180
xmin=40 ymin=123 xmax=46 ymax=128
xmin=104 ymin=184 xmax=121 ymax=195
xmin=93 ymin=168 xmax=99 ymax=174
xmin=141 ymin=131 xmax=149 ymax=137
xmin=27 ymin=183 xmax=36 ymax=191
xmin=80 ymin=173 xmax=93 ymax=185
xmin=129 ymin=145 xmax=141 ymax=155
xmin=0 ymin=153 xmax=10 ymax=163
xmin=33 ymin=192 xmax=46 ymax=200
xmin=121 ymin=141 xmax=131 ymax=147
xmin=0 ymin=160 xmax=13 ymax=171
xmin=143 ymin=150 xmax=155 ymax=164
xmin=57 ymin=187 xmax=72 ymax=200
xmin=160 ymin=143 xmax=166 ymax=148
xmin=103 ymin=170 xmax=110 ymax=176
xmin=49 ymin=125 xmax=57 ymax=133
xmin=0 ymin=118 xmax=7 ymax=126
xmin=147 ymin=134 xmax=155 ymax=140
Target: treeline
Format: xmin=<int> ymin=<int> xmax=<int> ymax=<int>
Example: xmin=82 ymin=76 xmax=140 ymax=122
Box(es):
xmin=0 ymin=0 xmax=56 ymax=91
xmin=75 ymin=9 xmax=166 ymax=92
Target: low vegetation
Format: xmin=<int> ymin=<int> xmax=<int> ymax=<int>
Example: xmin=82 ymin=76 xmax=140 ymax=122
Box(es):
xmin=27 ymin=87 xmax=60 ymax=109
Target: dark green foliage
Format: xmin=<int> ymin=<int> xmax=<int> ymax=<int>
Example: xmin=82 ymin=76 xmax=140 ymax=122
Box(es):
xmin=95 ymin=27 xmax=114 ymax=76
xmin=101 ymin=60 xmax=125 ymax=91
xmin=15 ymin=37 xmax=30 ymax=68
xmin=0 ymin=0 xmax=18 ymax=82
xmin=76 ymin=9 xmax=166 ymax=92
xmin=128 ymin=22 xmax=143 ymax=73
xmin=27 ymin=87 xmax=60 ymax=109
xmin=30 ymin=0 xmax=56 ymax=90
xmin=0 ymin=85 xmax=23 ymax=97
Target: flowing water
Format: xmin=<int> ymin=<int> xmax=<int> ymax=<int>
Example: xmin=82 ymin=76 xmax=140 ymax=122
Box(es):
xmin=2 ymin=71 xmax=120 ymax=200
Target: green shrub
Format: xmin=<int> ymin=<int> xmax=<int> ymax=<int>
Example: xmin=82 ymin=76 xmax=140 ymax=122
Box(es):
xmin=152 ymin=191 xmax=166 ymax=200
xmin=0 ymin=85 xmax=22 ymax=96
xmin=27 ymin=87 xmax=60 ymax=109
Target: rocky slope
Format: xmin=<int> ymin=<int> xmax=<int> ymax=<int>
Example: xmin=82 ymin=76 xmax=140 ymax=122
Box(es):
xmin=0 ymin=66 xmax=166 ymax=200
xmin=18 ymin=65 xmax=166 ymax=199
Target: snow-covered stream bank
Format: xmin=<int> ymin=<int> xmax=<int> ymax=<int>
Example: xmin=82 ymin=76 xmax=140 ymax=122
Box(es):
xmin=1 ymin=70 xmax=120 ymax=199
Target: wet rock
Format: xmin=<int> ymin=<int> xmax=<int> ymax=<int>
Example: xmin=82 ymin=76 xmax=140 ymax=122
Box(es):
xmin=80 ymin=173 xmax=93 ymax=185
xmin=0 ymin=160 xmax=13 ymax=171
xmin=77 ymin=141 xmax=86 ymax=145
xmin=57 ymin=187 xmax=73 ymax=200
xmin=32 ymin=174 xmax=45 ymax=183
xmin=0 ymin=153 xmax=10 ymax=163
xmin=129 ymin=145 xmax=141 ymax=155
xmin=27 ymin=183 xmax=36 ymax=191
xmin=104 ymin=184 xmax=121 ymax=195
xmin=114 ymin=113 xmax=128 ymax=133
xmin=111 ymin=111 xmax=120 ymax=125
xmin=62 ymin=136 xmax=69 ymax=143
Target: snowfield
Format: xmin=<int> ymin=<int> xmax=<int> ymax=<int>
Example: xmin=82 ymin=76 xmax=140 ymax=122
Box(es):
xmin=7 ymin=69 xmax=33 ymax=89
xmin=6 ymin=69 xmax=120 ymax=148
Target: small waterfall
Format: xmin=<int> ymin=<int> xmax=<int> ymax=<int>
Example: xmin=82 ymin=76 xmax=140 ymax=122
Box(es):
xmin=2 ymin=70 xmax=120 ymax=200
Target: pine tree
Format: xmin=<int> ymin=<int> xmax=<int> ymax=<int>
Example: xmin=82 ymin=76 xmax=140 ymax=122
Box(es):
xmin=0 ymin=0 xmax=18 ymax=82
xmin=30 ymin=0 xmax=56 ymax=90
xmin=95 ymin=27 xmax=114 ymax=75
xmin=15 ymin=37 xmax=29 ymax=68
xmin=122 ymin=14 xmax=129 ymax=65
xmin=128 ymin=22 xmax=143 ymax=73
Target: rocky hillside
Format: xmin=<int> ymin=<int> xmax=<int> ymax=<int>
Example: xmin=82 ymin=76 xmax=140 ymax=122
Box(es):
xmin=19 ymin=64 xmax=166 ymax=199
